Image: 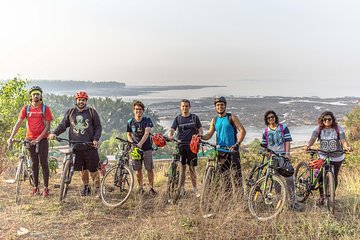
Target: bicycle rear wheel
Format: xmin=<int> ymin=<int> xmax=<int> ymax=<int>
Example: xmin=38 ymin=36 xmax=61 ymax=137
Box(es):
xmin=200 ymin=167 xmax=216 ymax=214
xmin=248 ymin=175 xmax=287 ymax=221
xmin=324 ymin=171 xmax=335 ymax=214
xmin=166 ymin=161 xmax=180 ymax=204
xmin=15 ymin=158 xmax=25 ymax=205
xmin=100 ymin=164 xmax=134 ymax=207
xmin=59 ymin=160 xmax=71 ymax=201
xmin=294 ymin=161 xmax=311 ymax=202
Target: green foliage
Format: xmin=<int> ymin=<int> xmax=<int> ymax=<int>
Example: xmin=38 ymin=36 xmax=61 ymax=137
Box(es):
xmin=0 ymin=77 xmax=29 ymax=163
xmin=345 ymin=106 xmax=360 ymax=141
xmin=48 ymin=157 xmax=59 ymax=174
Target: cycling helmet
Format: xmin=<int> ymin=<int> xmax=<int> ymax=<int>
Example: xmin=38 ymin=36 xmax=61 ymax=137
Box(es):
xmin=190 ymin=135 xmax=201 ymax=154
xmin=130 ymin=147 xmax=144 ymax=160
xmin=74 ymin=91 xmax=89 ymax=100
xmin=29 ymin=86 xmax=43 ymax=95
xmin=276 ymin=157 xmax=294 ymax=177
xmin=214 ymin=96 xmax=227 ymax=105
xmin=308 ymin=159 xmax=324 ymax=169
xmin=152 ymin=133 xmax=166 ymax=147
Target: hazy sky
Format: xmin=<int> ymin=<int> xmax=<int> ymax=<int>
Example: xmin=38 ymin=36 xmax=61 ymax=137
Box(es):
xmin=1 ymin=0 xmax=359 ymax=88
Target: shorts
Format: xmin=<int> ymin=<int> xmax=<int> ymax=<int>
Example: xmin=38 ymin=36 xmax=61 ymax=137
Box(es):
xmin=131 ymin=150 xmax=153 ymax=171
xmin=74 ymin=148 xmax=100 ymax=172
xmin=179 ymin=145 xmax=198 ymax=166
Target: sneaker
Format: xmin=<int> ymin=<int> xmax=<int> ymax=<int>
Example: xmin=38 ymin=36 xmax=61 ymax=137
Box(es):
xmin=289 ymin=202 xmax=304 ymax=212
xmin=29 ymin=188 xmax=40 ymax=197
xmin=80 ymin=185 xmax=91 ymax=196
xmin=149 ymin=188 xmax=157 ymax=196
xmin=192 ymin=188 xmax=200 ymax=198
xmin=316 ymin=197 xmax=325 ymax=206
xmin=138 ymin=188 xmax=145 ymax=195
xmin=43 ymin=187 xmax=50 ymax=198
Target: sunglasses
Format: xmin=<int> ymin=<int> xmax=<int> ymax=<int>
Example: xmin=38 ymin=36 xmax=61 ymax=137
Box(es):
xmin=267 ymin=115 xmax=275 ymax=120
xmin=323 ymin=117 xmax=332 ymax=122
xmin=134 ymin=108 xmax=143 ymax=111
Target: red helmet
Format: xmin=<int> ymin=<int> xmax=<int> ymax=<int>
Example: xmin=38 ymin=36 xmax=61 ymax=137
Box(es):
xmin=152 ymin=133 xmax=166 ymax=147
xmin=308 ymin=159 xmax=324 ymax=169
xmin=190 ymin=135 xmax=200 ymax=154
xmin=74 ymin=91 xmax=89 ymax=100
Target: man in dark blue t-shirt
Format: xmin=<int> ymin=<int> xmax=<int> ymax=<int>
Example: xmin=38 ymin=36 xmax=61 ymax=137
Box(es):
xmin=127 ymin=100 xmax=156 ymax=195
xmin=169 ymin=99 xmax=203 ymax=197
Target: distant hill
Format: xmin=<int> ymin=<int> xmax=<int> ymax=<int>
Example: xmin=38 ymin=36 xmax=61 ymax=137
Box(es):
xmin=30 ymin=80 xmax=125 ymax=92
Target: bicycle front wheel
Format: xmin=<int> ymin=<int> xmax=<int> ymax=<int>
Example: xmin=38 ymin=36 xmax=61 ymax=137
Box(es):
xmin=200 ymin=167 xmax=216 ymax=214
xmin=294 ymin=161 xmax=311 ymax=202
xmin=15 ymin=158 xmax=25 ymax=205
xmin=59 ymin=160 xmax=71 ymax=201
xmin=324 ymin=171 xmax=335 ymax=214
xmin=248 ymin=175 xmax=287 ymax=221
xmin=166 ymin=161 xmax=180 ymax=204
xmin=100 ymin=164 xmax=134 ymax=207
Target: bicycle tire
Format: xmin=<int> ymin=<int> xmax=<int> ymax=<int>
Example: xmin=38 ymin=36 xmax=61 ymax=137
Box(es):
xmin=200 ymin=167 xmax=215 ymax=214
xmin=166 ymin=161 xmax=180 ymax=203
xmin=248 ymin=175 xmax=287 ymax=221
xmin=294 ymin=161 xmax=311 ymax=202
xmin=59 ymin=160 xmax=71 ymax=201
xmin=100 ymin=164 xmax=134 ymax=207
xmin=15 ymin=158 xmax=24 ymax=205
xmin=324 ymin=171 xmax=335 ymax=214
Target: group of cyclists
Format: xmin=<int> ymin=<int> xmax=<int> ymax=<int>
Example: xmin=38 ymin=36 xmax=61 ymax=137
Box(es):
xmin=7 ymin=86 xmax=352 ymax=212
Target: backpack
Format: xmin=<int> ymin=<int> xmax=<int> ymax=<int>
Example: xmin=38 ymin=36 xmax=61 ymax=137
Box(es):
xmin=213 ymin=113 xmax=237 ymax=142
xmin=26 ymin=103 xmax=46 ymax=119
xmin=264 ymin=123 xmax=286 ymax=151
xmin=68 ymin=106 xmax=95 ymax=124
xmin=317 ymin=125 xmax=340 ymax=141
xmin=175 ymin=114 xmax=197 ymax=130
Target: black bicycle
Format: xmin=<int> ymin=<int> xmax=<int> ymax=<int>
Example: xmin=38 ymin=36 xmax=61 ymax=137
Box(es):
xmin=12 ymin=139 xmax=35 ymax=204
xmin=295 ymin=149 xmax=348 ymax=214
xmin=246 ymin=146 xmax=288 ymax=221
xmin=54 ymin=137 xmax=93 ymax=201
xmin=100 ymin=137 xmax=135 ymax=207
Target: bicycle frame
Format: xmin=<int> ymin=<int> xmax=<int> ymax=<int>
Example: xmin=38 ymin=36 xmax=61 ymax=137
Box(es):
xmin=55 ymin=137 xmax=93 ymax=201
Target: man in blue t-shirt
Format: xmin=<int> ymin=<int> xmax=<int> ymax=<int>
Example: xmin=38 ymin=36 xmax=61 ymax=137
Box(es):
xmin=127 ymin=100 xmax=156 ymax=195
xmin=169 ymin=99 xmax=203 ymax=197
xmin=201 ymin=96 xmax=246 ymax=193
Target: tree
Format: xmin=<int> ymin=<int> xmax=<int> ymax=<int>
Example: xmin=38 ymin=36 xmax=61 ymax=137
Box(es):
xmin=0 ymin=76 xmax=29 ymax=172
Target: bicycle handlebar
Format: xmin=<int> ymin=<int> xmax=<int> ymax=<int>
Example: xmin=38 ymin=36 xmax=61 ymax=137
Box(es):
xmin=259 ymin=144 xmax=290 ymax=161
xmin=11 ymin=139 xmax=39 ymax=153
xmin=54 ymin=137 xmax=93 ymax=145
xmin=307 ymin=148 xmax=350 ymax=155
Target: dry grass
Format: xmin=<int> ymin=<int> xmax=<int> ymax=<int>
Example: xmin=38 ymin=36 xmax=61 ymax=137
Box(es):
xmin=0 ymin=150 xmax=360 ymax=240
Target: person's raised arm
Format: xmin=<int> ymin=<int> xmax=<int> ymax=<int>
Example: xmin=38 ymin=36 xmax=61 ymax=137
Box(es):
xmin=201 ymin=118 xmax=215 ymax=141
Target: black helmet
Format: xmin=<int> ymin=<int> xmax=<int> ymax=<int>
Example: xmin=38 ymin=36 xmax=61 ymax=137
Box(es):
xmin=274 ymin=156 xmax=294 ymax=177
xmin=29 ymin=86 xmax=43 ymax=95
xmin=214 ymin=96 xmax=227 ymax=105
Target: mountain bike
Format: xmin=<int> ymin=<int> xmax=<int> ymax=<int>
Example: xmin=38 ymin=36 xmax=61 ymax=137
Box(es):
xmin=294 ymin=149 xmax=348 ymax=214
xmin=247 ymin=146 xmax=288 ymax=221
xmin=100 ymin=137 xmax=135 ymax=207
xmin=12 ymin=139 xmax=35 ymax=205
xmin=200 ymin=141 xmax=239 ymax=215
xmin=54 ymin=137 xmax=93 ymax=201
